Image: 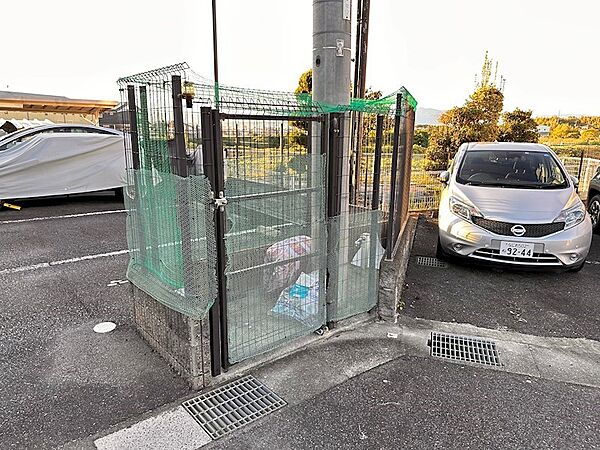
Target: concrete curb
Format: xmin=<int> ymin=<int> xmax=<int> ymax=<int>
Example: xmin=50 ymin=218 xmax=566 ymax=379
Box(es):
xmin=378 ymin=214 xmax=418 ymax=322
xmin=399 ymin=315 xmax=600 ymax=389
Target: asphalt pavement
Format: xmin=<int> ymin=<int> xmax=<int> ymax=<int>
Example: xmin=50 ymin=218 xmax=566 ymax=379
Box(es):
xmin=208 ymin=355 xmax=600 ymax=450
xmin=2 ymin=201 xmax=599 ymax=450
xmin=403 ymin=217 xmax=600 ymax=341
xmin=0 ymin=194 xmax=190 ymax=449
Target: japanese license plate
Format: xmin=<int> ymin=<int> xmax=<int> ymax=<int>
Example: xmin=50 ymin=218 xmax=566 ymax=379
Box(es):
xmin=499 ymin=241 xmax=535 ymax=258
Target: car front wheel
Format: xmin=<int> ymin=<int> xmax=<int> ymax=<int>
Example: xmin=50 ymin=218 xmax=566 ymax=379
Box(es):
xmin=588 ymin=195 xmax=600 ymax=233
xmin=568 ymin=261 xmax=586 ymax=273
xmin=436 ymin=236 xmax=448 ymax=260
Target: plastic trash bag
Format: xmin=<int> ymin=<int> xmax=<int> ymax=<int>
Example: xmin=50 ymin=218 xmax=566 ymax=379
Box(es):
xmin=351 ymin=232 xmax=385 ymax=270
xmin=271 ymin=271 xmax=320 ymax=325
xmin=263 ymin=235 xmax=312 ymax=294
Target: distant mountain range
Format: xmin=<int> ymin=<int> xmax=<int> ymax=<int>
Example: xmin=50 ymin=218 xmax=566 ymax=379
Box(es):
xmin=415 ymin=107 xmax=444 ymax=126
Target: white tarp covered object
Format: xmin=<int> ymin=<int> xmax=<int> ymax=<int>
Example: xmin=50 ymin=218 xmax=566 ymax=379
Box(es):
xmin=0 ymin=133 xmax=126 ymax=199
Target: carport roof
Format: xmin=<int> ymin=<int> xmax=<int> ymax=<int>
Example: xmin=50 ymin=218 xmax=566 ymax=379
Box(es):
xmin=0 ymin=90 xmax=117 ymax=114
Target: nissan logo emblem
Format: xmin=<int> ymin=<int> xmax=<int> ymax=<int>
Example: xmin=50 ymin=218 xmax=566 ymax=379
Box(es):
xmin=511 ymin=225 xmax=526 ymax=237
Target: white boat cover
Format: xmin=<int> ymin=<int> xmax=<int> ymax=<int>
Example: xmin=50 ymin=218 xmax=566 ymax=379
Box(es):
xmin=0 ymin=133 xmax=126 ymax=199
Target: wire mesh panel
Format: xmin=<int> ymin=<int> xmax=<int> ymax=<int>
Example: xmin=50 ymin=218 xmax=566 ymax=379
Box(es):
xmin=124 ymin=172 xmax=218 ymax=318
xmin=349 ymin=92 xmax=417 ymax=259
xmin=222 ymin=118 xmax=327 ymax=363
xmin=118 ymin=62 xmax=421 ymax=368
xmin=354 ymin=115 xmax=396 ymax=213
xmin=328 ymin=210 xmax=382 ymax=321
xmin=409 ymin=168 xmax=444 ymax=211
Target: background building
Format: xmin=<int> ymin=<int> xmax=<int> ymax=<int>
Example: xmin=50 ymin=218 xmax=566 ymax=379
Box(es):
xmin=0 ymin=90 xmax=117 ymax=130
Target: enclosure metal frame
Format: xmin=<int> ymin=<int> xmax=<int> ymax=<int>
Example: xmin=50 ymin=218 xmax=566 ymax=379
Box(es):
xmin=385 ymin=94 xmax=403 ymax=259
xmin=121 ymin=67 xmax=417 ymax=374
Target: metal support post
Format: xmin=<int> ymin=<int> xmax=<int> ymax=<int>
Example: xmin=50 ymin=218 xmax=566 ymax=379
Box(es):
xmin=385 ymin=94 xmax=402 ymax=259
xmin=171 ymin=76 xmax=189 ymax=177
xmin=351 ymin=0 xmax=371 ymax=203
xmin=127 ymin=86 xmax=140 ymax=170
xmin=326 ymin=113 xmax=344 ymax=327
xmin=200 ymin=107 xmax=230 ymax=372
xmin=367 ymin=115 xmax=383 ymax=297
xmin=211 ymin=109 xmax=229 ymax=370
xmin=200 ymin=107 xmax=226 ymax=376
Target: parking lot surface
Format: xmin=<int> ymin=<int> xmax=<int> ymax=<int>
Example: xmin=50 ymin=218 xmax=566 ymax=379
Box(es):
xmin=0 ymin=194 xmax=190 ymax=449
xmin=209 ymin=355 xmax=600 ymax=450
xmin=404 ymin=217 xmax=600 ymax=341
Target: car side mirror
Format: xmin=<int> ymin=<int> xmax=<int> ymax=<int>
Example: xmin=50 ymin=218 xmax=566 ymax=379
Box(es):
xmin=439 ymin=171 xmax=450 ymax=184
xmin=570 ymin=175 xmax=579 ymax=188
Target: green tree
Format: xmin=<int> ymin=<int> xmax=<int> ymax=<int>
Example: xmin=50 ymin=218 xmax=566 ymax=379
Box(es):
xmin=291 ymin=69 xmax=313 ymax=146
xmin=425 ymin=126 xmax=454 ymax=170
xmin=498 ymin=108 xmax=538 ymax=143
xmin=581 ymin=128 xmax=600 ymax=142
xmin=414 ymin=129 xmax=430 ymax=147
xmin=294 ymin=69 xmax=312 ymax=95
xmin=424 ymin=85 xmax=504 ymax=170
xmin=551 ymin=123 xmax=580 ymax=139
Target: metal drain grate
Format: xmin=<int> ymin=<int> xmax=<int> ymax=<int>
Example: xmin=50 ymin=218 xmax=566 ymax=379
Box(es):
xmin=429 ymin=332 xmax=501 ymax=366
xmin=416 ymin=256 xmax=447 ymax=268
xmin=182 ymin=375 xmax=286 ymax=439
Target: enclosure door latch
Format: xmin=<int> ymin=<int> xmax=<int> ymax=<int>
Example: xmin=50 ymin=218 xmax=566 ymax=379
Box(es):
xmin=214 ymin=191 xmax=228 ymax=211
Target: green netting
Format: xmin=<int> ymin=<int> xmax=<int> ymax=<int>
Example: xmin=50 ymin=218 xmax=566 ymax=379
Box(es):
xmin=328 ymin=210 xmax=382 ymax=322
xmin=118 ymin=61 xmax=417 ymax=119
xmin=125 ymin=170 xmax=218 ymax=319
xmin=305 ymin=86 xmax=418 ymax=115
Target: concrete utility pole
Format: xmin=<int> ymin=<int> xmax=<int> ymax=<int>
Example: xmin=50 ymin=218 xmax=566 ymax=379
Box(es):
xmin=312 ymin=0 xmax=352 ymax=105
xmin=313 ymin=0 xmax=352 ymax=325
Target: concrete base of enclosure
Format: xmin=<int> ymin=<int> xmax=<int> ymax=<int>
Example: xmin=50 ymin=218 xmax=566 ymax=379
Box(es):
xmin=378 ymin=214 xmax=418 ymax=321
xmin=132 ymin=287 xmax=212 ymax=390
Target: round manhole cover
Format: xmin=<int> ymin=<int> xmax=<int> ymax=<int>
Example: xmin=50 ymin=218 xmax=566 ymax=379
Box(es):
xmin=93 ymin=322 xmax=116 ymax=333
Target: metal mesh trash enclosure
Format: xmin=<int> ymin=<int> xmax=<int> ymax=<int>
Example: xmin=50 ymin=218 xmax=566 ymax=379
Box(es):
xmin=118 ymin=62 xmax=418 ymax=367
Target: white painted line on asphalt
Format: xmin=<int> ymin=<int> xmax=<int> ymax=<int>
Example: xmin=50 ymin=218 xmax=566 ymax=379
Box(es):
xmin=0 ymin=209 xmax=127 ymax=224
xmin=94 ymin=406 xmax=211 ymax=450
xmin=585 ymin=260 xmax=600 ymax=265
xmin=0 ymin=249 xmax=129 ymax=275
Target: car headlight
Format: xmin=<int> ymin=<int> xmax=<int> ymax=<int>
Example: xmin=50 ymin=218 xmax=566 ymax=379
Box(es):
xmin=555 ymin=205 xmax=586 ymax=230
xmin=449 ymin=196 xmax=480 ymax=221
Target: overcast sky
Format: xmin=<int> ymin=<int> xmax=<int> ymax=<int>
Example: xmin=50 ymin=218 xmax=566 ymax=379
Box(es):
xmin=2 ymin=0 xmax=598 ymax=116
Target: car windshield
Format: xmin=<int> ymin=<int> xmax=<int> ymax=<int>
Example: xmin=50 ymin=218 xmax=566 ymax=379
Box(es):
xmin=456 ymin=150 xmax=569 ymax=189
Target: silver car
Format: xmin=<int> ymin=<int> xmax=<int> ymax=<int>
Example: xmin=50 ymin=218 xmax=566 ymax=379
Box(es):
xmin=437 ymin=142 xmax=592 ymax=271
